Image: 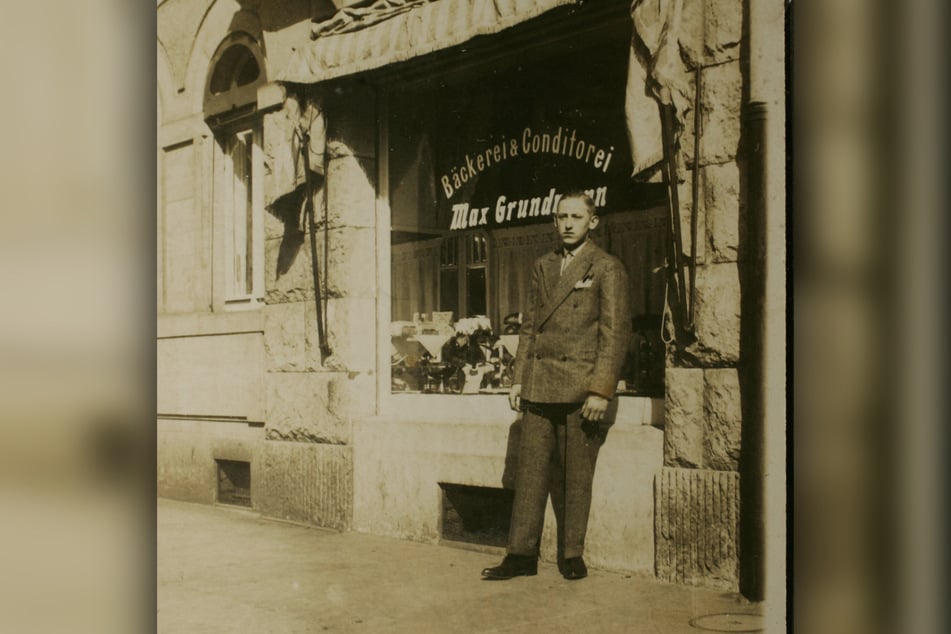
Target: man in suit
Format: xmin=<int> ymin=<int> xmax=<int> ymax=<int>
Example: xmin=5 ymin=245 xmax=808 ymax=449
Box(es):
xmin=482 ymin=191 xmax=631 ymax=581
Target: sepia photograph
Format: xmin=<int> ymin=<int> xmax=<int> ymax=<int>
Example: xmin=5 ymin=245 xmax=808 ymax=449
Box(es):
xmin=156 ymin=0 xmax=785 ymax=631
xmin=6 ymin=0 xmax=951 ymax=632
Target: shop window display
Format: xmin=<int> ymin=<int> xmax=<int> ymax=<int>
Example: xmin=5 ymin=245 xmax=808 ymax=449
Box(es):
xmin=388 ymin=30 xmax=668 ymax=396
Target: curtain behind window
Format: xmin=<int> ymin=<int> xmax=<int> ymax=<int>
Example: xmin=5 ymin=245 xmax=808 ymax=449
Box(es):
xmin=391 ymin=238 xmax=440 ymax=322
xmin=601 ymin=207 xmax=667 ymax=318
xmin=491 ymin=226 xmax=559 ymax=330
xmin=489 ymin=208 xmax=666 ymax=330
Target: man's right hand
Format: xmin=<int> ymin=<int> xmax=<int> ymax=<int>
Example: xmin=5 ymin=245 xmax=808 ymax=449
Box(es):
xmin=508 ymin=384 xmax=522 ymax=411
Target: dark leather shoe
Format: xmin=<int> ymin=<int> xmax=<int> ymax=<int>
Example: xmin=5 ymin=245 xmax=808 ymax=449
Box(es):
xmin=481 ymin=554 xmax=538 ymax=580
xmin=561 ymin=557 xmax=587 ymax=580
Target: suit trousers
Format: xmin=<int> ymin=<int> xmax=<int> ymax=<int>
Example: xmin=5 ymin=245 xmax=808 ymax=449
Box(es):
xmin=507 ymin=403 xmax=606 ymax=560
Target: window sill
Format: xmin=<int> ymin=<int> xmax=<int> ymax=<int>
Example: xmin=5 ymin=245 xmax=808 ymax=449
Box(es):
xmin=224 ymin=296 xmax=265 ymax=311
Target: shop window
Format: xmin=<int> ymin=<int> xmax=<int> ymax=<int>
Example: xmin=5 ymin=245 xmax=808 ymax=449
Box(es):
xmin=387 ymin=23 xmax=667 ymax=396
xmin=204 ymin=33 xmax=267 ymax=307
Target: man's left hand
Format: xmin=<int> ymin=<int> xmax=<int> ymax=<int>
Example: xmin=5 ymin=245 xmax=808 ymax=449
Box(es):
xmin=580 ymin=394 xmax=608 ymax=422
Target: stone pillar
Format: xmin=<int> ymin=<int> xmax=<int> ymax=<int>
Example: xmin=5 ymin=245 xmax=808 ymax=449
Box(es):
xmin=256 ymin=81 xmax=378 ymax=529
xmin=655 ymin=0 xmax=746 ymax=591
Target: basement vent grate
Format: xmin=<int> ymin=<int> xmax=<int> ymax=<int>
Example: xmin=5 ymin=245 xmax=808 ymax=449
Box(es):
xmin=216 ymin=459 xmax=251 ymax=507
xmin=439 ymin=483 xmax=513 ymax=548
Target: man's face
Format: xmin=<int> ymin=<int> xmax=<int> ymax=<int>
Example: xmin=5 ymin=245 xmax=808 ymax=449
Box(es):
xmin=554 ymin=197 xmax=599 ymax=248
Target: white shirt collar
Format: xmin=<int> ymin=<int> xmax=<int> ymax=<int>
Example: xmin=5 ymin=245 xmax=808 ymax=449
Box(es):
xmin=563 ymin=239 xmax=588 ymax=259
xmin=560 ymin=239 xmax=587 ymax=273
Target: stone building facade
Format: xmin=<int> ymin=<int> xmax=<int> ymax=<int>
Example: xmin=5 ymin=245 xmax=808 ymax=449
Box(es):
xmin=157 ymin=0 xmax=785 ymax=595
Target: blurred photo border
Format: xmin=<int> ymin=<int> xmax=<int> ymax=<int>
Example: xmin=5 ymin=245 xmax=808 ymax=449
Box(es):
xmin=0 ymin=1 xmax=948 ymax=633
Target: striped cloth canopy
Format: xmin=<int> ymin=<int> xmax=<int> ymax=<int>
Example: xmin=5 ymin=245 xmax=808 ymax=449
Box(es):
xmin=280 ymin=0 xmax=579 ymax=84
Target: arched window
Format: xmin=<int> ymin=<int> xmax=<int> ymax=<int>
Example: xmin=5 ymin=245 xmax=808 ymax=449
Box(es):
xmin=205 ymin=34 xmax=267 ymax=307
xmin=204 ymin=33 xmax=267 ymax=126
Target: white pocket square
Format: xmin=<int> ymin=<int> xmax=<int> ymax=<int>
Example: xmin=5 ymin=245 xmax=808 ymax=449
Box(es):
xmin=574 ymin=278 xmax=593 ymax=289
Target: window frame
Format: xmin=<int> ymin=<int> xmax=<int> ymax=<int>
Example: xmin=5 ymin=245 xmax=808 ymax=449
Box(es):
xmin=204 ymin=33 xmax=268 ymax=311
xmin=435 ymin=231 xmax=491 ymax=320
xmin=217 ymin=123 xmax=265 ymax=308
xmin=204 ymin=32 xmax=267 ymax=127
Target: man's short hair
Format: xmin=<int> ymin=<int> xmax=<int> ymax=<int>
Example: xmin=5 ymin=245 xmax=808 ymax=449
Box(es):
xmin=558 ymin=190 xmax=597 ymax=216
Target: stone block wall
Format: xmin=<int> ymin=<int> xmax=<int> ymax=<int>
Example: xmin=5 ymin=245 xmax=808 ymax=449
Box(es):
xmin=256 ymin=80 xmax=378 ymax=530
xmin=655 ymin=0 xmax=746 ymax=591
xmin=663 ymin=367 xmax=742 ymax=471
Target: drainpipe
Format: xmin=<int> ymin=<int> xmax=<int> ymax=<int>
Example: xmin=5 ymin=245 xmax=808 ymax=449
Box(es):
xmin=741 ymin=0 xmax=786 ymax=610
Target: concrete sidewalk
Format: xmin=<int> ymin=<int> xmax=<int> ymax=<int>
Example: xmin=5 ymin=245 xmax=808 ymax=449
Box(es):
xmin=158 ymin=498 xmax=763 ymax=633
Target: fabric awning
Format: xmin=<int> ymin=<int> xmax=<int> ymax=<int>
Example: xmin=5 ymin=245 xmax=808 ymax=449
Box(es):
xmin=279 ymin=0 xmax=580 ymax=85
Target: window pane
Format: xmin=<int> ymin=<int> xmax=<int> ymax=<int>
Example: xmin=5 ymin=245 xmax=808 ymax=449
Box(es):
xmin=235 ymin=55 xmax=260 ymax=87
xmin=244 ymin=134 xmax=253 ymax=295
xmin=209 ymin=45 xmax=256 ymax=94
xmin=230 ymin=130 xmax=252 ymax=296
xmin=466 ymin=267 xmax=486 ymax=317
xmin=439 ymin=269 xmax=459 ymax=317
xmin=391 ymin=239 xmax=438 ymax=321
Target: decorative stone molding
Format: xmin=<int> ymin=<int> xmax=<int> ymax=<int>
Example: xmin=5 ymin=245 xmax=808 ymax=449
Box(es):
xmin=256 ymin=441 xmax=353 ymax=530
xmin=655 ymin=466 xmax=739 ymax=590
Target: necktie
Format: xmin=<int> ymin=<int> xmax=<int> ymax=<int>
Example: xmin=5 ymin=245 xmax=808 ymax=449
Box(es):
xmin=560 ymin=250 xmax=573 ymax=275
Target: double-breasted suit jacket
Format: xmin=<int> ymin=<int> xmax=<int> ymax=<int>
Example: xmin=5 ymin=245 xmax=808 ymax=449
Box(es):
xmin=512 ymin=240 xmax=631 ymax=404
